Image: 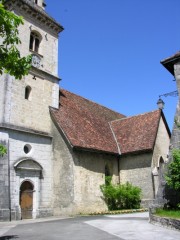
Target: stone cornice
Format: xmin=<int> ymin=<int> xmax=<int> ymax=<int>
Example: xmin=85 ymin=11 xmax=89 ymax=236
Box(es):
xmin=30 ymin=66 xmax=61 ymax=82
xmin=0 ymin=123 xmax=52 ymax=138
xmin=5 ymin=0 xmax=64 ymax=36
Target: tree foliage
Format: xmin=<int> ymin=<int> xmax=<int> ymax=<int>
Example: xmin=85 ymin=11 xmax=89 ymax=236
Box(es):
xmin=0 ymin=1 xmax=32 ymax=79
xmin=0 ymin=144 xmax=7 ymax=157
xmin=100 ymin=178 xmax=141 ymax=210
xmin=166 ymin=149 xmax=180 ymax=191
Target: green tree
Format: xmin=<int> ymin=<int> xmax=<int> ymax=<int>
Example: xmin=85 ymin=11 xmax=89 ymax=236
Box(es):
xmin=166 ymin=149 xmax=180 ymax=191
xmin=0 ymin=1 xmax=32 ymax=156
xmin=0 ymin=1 xmax=32 ymax=79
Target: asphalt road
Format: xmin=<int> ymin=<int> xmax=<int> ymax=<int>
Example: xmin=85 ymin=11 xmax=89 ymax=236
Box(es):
xmin=0 ymin=212 xmax=180 ymax=240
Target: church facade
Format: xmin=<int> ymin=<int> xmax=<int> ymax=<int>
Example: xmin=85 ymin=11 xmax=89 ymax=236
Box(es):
xmin=0 ymin=0 xmax=170 ymax=221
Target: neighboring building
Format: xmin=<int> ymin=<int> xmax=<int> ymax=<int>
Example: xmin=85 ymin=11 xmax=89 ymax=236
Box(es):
xmin=161 ymin=52 xmax=180 ymax=206
xmin=0 ymin=0 xmax=170 ymax=221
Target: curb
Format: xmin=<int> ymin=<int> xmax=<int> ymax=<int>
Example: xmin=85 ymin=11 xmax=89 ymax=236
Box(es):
xmin=149 ymin=212 xmax=180 ymax=231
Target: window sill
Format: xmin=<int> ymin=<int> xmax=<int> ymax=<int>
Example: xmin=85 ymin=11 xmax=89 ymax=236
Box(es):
xmin=29 ymin=50 xmax=43 ymax=58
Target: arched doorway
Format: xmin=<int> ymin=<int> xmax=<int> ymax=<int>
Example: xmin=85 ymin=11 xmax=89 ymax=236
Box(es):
xmin=20 ymin=181 xmax=34 ymax=219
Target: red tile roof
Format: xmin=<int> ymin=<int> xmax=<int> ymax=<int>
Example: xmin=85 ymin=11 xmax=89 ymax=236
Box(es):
xmin=50 ymin=89 xmax=166 ymax=155
xmin=50 ymin=89 xmax=125 ymax=154
xmin=111 ymin=110 xmax=161 ymax=155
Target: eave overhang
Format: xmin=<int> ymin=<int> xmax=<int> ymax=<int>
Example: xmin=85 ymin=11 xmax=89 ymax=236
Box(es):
xmin=161 ymin=52 xmax=180 ymax=76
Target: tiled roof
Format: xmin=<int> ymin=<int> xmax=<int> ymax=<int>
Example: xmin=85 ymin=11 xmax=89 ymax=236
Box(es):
xmin=50 ymin=89 xmax=165 ymax=155
xmin=111 ymin=110 xmax=161 ymax=155
xmin=50 ymin=89 xmax=125 ymax=154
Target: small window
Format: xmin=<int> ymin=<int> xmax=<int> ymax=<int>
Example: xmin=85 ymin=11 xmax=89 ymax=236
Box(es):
xmin=24 ymin=144 xmax=32 ymax=154
xmin=105 ymin=164 xmax=112 ymax=185
xmin=29 ymin=32 xmax=41 ymax=53
xmin=25 ymin=86 xmax=32 ymax=100
xmin=35 ymin=0 xmax=38 ymax=4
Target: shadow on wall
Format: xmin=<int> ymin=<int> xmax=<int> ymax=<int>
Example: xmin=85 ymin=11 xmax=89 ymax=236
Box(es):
xmin=0 ymin=236 xmax=19 ymax=240
xmin=164 ymin=185 xmax=180 ymax=208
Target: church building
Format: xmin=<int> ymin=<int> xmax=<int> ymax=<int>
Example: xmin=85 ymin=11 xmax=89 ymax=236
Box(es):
xmin=0 ymin=0 xmax=170 ymax=221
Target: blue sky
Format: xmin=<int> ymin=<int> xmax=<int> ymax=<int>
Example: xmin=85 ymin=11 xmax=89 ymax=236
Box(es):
xmin=46 ymin=0 xmax=180 ymax=130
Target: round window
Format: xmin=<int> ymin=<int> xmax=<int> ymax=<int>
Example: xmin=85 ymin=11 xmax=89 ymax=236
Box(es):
xmin=24 ymin=144 xmax=32 ymax=154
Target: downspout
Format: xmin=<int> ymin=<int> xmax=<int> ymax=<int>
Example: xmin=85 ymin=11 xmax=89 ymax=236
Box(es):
xmin=109 ymin=122 xmax=121 ymax=184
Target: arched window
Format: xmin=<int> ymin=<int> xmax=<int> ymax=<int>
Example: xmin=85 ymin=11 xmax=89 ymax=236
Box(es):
xmin=29 ymin=32 xmax=41 ymax=53
xmin=105 ymin=164 xmax=112 ymax=185
xmin=20 ymin=181 xmax=34 ymax=192
xmin=105 ymin=165 xmax=110 ymax=177
xmin=25 ymin=86 xmax=32 ymax=100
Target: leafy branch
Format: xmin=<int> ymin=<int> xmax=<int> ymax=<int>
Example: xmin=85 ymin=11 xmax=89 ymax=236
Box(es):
xmin=0 ymin=2 xmax=32 ymax=79
xmin=165 ymin=149 xmax=180 ymax=192
xmin=0 ymin=144 xmax=7 ymax=157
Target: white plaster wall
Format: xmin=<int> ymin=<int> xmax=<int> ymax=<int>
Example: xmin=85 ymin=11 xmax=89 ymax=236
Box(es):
xmin=8 ymin=130 xmax=53 ymax=218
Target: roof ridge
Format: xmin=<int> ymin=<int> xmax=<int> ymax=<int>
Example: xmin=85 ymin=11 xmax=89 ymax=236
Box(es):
xmin=60 ymin=88 xmax=126 ymax=117
xmin=110 ymin=109 xmax=160 ymax=123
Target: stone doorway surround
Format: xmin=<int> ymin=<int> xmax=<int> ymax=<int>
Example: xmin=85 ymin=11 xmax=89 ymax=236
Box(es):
xmin=14 ymin=158 xmax=43 ymax=219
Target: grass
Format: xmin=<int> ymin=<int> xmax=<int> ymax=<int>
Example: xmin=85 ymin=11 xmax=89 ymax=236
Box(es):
xmin=155 ymin=209 xmax=180 ymax=219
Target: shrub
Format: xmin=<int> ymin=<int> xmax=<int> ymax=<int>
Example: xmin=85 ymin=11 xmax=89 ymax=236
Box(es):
xmin=100 ymin=179 xmax=141 ymax=210
xmin=166 ymin=149 xmax=180 ymax=191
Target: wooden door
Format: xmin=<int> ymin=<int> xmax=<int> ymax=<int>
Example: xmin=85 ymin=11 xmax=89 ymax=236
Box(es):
xmin=20 ymin=181 xmax=33 ymax=219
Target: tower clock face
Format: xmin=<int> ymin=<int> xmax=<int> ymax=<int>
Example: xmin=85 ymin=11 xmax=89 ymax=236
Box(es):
xmin=32 ymin=54 xmax=41 ymax=68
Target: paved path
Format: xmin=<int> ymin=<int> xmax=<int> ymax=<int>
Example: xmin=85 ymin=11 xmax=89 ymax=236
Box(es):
xmin=0 ymin=212 xmax=179 ymax=240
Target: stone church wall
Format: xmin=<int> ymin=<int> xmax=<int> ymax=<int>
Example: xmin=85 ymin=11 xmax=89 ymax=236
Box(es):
xmin=0 ymin=3 xmax=60 ymax=134
xmin=51 ymin=120 xmax=75 ymax=216
xmin=0 ymin=132 xmax=10 ymax=221
xmin=152 ymin=117 xmax=170 ymax=200
xmin=119 ymin=152 xmax=153 ymax=206
xmin=51 ymin=118 xmax=120 ymax=215
xmin=73 ymin=151 xmax=119 ymax=214
xmin=14 ymin=6 xmax=59 ymax=76
xmin=0 ymin=75 xmax=6 ymax=124
xmin=2 ymin=73 xmax=58 ymax=133
xmin=152 ymin=117 xmax=169 ymax=168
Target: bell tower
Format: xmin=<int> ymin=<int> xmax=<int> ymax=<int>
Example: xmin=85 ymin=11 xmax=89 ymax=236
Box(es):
xmin=0 ymin=0 xmax=63 ymax=132
xmin=0 ymin=0 xmax=63 ymax=220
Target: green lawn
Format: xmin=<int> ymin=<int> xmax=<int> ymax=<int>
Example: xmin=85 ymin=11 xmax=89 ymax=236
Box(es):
xmin=155 ymin=209 xmax=180 ymax=219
